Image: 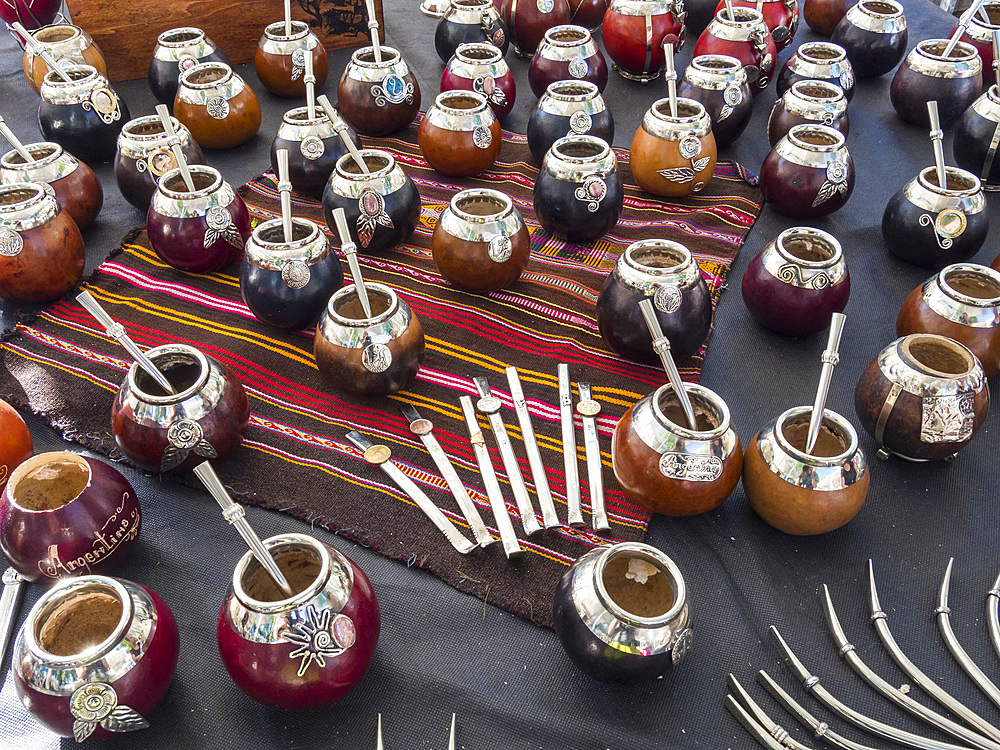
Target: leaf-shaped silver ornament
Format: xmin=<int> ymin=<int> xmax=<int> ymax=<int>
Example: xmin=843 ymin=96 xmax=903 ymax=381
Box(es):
xmin=692 ymin=156 xmax=711 ymax=173
xmin=657 ymin=167 xmax=695 ymax=183
xmin=73 ymin=720 xmax=99 ymax=743
xmin=101 ymin=704 xmax=150 ymax=734
xmin=811 ymin=179 xmax=848 ymax=208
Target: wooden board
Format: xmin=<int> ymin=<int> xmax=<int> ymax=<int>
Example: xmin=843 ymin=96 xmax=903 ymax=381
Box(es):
xmin=66 ymin=0 xmax=385 ymax=82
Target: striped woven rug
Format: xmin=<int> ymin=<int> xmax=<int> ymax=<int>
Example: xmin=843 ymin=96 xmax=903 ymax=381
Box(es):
xmin=0 ymin=120 xmax=763 ymax=626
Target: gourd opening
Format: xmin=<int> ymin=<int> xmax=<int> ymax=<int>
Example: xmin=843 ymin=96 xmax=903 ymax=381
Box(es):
xmin=925 ymin=169 xmax=977 ymax=192
xmin=0 ymin=185 xmax=42 ymax=206
xmin=355 ymin=47 xmax=401 ymax=66
xmin=34 ymin=25 xmax=77 ymax=44
xmin=657 ymin=389 xmax=721 ymax=433
xmin=794 ymin=82 xmax=841 ymax=100
xmin=780 ymin=412 xmax=847 ymax=459
xmin=162 ymin=170 xmax=217 ymax=193
xmin=124 ymin=119 xmax=167 ymax=137
xmin=243 ymin=544 xmax=323 ymax=602
xmin=457 ymin=44 xmax=501 ymax=62
xmin=600 ymin=548 xmax=676 ymax=619
xmin=35 ymin=583 xmax=124 ymax=657
xmin=439 ymin=93 xmax=484 ymax=110
xmin=860 ymin=0 xmax=902 ymax=16
xmin=654 ymin=99 xmax=702 ymax=119
xmin=6 ymin=143 xmax=58 ymax=164
xmin=8 ymin=452 xmax=91 ymax=512
xmin=943 ymin=267 xmax=1000 ymax=302
xmin=160 ymin=29 xmax=202 ymax=44
xmin=342 ymin=153 xmax=391 ymax=174
xmin=781 ymin=232 xmax=836 ymax=263
xmin=334 ymin=287 xmax=392 ymax=320
xmin=800 ymin=43 xmax=843 ymax=61
xmin=903 ymin=335 xmax=975 ymax=377
xmin=186 ymin=65 xmax=227 ymax=85
xmin=136 ymin=350 xmax=205 ymax=397
xmin=455 ymin=191 xmax=509 ymax=219
xmin=258 ymin=220 xmax=314 ymax=243
xmin=919 ymin=40 xmax=976 ymax=60
xmin=547 ymin=26 xmax=588 ymax=44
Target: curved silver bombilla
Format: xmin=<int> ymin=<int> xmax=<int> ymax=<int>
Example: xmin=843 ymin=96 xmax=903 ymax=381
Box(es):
xmin=821 ymin=585 xmax=1000 ymax=750
xmin=769 ymin=626 xmax=975 ymax=750
xmin=867 ymin=561 xmax=1000 ymax=745
xmin=937 ymin=559 xmax=1000 ymax=713
xmin=756 ymin=670 xmax=884 ymax=750
xmin=727 ymin=673 xmax=815 ymax=750
xmin=726 ymin=693 xmax=803 ymax=750
xmin=988 ymin=570 xmax=1000 ymax=664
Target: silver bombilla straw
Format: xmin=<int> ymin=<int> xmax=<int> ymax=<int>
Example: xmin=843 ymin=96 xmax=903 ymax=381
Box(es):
xmin=76 ymin=290 xmax=177 ymax=395
xmin=558 ymin=364 xmax=583 ymax=527
xmin=276 ymin=148 xmax=294 ymax=243
xmin=316 ymin=95 xmax=371 ymax=175
xmin=192 ymin=462 xmax=294 ymax=596
xmin=332 ymin=207 xmax=372 ymax=318
xmin=928 ymin=101 xmax=948 ymax=189
xmin=155 ymin=104 xmax=195 ymax=193
xmin=13 ymin=22 xmax=72 ymax=82
xmin=723 ymin=0 xmax=736 ymax=21
xmin=993 ymin=28 xmax=1000 ymax=80
xmin=304 ymin=49 xmax=316 ymax=120
xmin=0 ymin=569 xmax=27 ymax=679
xmin=448 ymin=714 xmax=456 ymax=750
xmin=805 ymin=312 xmax=846 ymax=455
xmin=639 ymin=298 xmax=696 ymax=430
xmin=365 ymin=0 xmax=382 ymax=63
xmin=376 ymin=714 xmax=384 ymax=750
xmin=664 ymin=42 xmax=678 ymax=118
xmin=946 ymin=0 xmax=988 ymax=56
xmin=283 ymin=0 xmax=293 ymax=35
xmin=0 ymin=115 xmax=34 ymax=163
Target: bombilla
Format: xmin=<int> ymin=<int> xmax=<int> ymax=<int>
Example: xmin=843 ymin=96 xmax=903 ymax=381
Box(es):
xmin=304 ymin=48 xmax=316 ymax=120
xmin=332 ymin=207 xmax=373 ymax=318
xmin=276 ymin=148 xmax=294 ymax=243
xmin=365 ymin=0 xmax=382 ymax=63
xmin=12 ymin=22 xmax=72 ymax=82
xmin=76 ymin=291 xmax=178 ymax=395
xmin=192 ymin=462 xmax=294 ymax=596
xmin=723 ymin=0 xmax=736 ymax=22
xmin=0 ymin=115 xmax=34 ymax=163
xmin=448 ymin=714 xmax=456 ymax=750
xmin=154 ymin=104 xmax=195 ymax=193
xmin=946 ymin=0 xmax=988 ymax=56
xmin=316 ymin=95 xmax=371 ymax=175
xmin=804 ymin=312 xmax=846 ymax=455
xmin=283 ymin=0 xmax=293 ymax=35
xmin=993 ymin=29 xmax=1000 ymax=81
xmin=638 ymin=298 xmax=697 ymax=430
xmin=663 ymin=42 xmax=678 ymax=118
xmin=376 ymin=714 xmax=384 ymax=750
xmin=927 ymin=101 xmax=948 ymax=189
xmin=0 ymin=569 xmax=27 ymax=680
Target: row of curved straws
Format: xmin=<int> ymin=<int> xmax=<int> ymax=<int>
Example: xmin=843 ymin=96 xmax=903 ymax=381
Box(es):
xmin=728 ymin=560 xmax=1000 ymax=750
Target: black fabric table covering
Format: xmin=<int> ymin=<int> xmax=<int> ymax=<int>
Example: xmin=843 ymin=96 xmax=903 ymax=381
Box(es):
xmin=1 ymin=0 xmax=999 ymax=747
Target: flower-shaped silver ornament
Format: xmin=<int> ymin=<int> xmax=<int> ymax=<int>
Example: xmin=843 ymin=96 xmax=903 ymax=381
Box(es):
xmin=70 ymin=683 xmax=149 ymax=742
xmin=569 ymin=111 xmax=592 ymax=134
xmin=812 ymin=159 xmax=850 ymax=207
xmin=161 ymin=418 xmax=218 ymax=471
xmin=206 ymin=95 xmax=230 ymax=120
xmin=300 ymin=135 xmax=325 ymax=160
xmin=473 ymin=126 xmax=492 ymax=149
xmin=203 ymin=206 xmax=244 ymax=250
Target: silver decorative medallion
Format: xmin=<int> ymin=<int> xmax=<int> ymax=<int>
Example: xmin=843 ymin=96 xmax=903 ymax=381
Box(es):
xmin=537 ymin=0 xmax=554 ymax=11
xmin=282 ymin=260 xmax=311 ymax=289
xmin=474 ymin=75 xmax=507 ymax=107
xmin=477 ymin=395 xmax=502 ymax=413
xmin=776 ymin=264 xmax=830 ymax=290
xmin=719 ymin=85 xmax=741 ymax=121
xmin=568 ymin=57 xmax=589 ymax=79
xmin=82 ymin=87 xmax=121 ymax=125
xmin=574 ymin=176 xmax=607 ymax=213
xmin=919 ymin=208 xmax=966 ymax=250
xmin=653 ymin=284 xmax=682 ymax=313
xmin=206 ymin=95 xmax=230 ymax=119
xmin=473 ymin=125 xmax=492 ymax=149
xmin=70 ymin=683 xmax=148 ymax=743
xmin=177 ymin=54 xmax=198 ymax=72
xmin=672 ymin=627 xmax=694 ymax=664
xmin=140 ymin=148 xmax=176 ymax=177
xmin=0 ymin=227 xmax=23 ymax=257
xmin=481 ymin=13 xmax=506 ymax=47
xmin=488 ymin=235 xmax=512 ymax=262
xmin=290 ymin=48 xmax=306 ymax=81
xmin=372 ymin=73 xmax=414 ymax=107
xmin=283 ymin=604 xmax=356 ymax=678
xmin=658 ymin=453 xmax=724 ymax=481
xmin=679 ymin=135 xmax=702 ymax=160
xmin=362 ymin=343 xmax=393 ymax=373
xmin=812 ymin=160 xmax=849 ymax=208
xmin=569 ymin=110 xmax=592 ymax=134
xmin=357 ymin=189 xmax=394 ymax=248
xmin=576 ymin=399 xmax=601 ymax=417
xmin=204 ymin=206 xmax=244 ymax=250
xmin=300 ymin=135 xmax=325 ymax=160
xmin=161 ymin=418 xmax=218 ymax=471
xmin=921 ymin=394 xmax=975 ymax=444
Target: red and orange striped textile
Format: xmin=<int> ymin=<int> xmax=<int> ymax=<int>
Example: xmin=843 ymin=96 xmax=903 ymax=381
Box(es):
xmin=0 ymin=122 xmax=763 ymax=625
